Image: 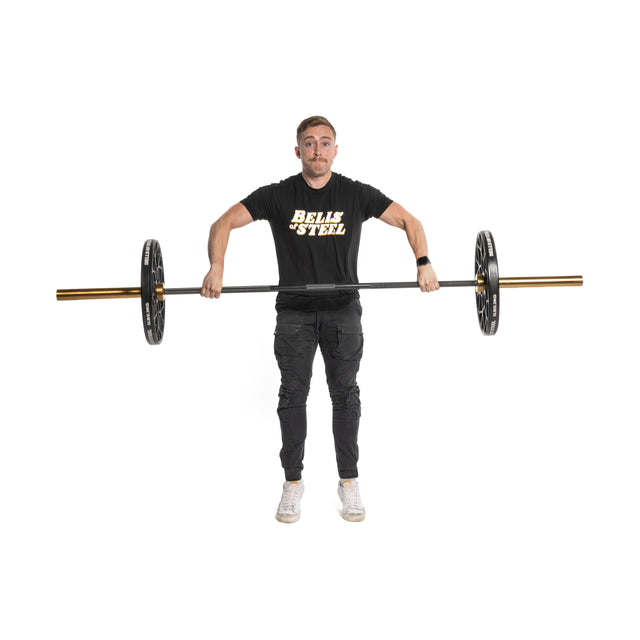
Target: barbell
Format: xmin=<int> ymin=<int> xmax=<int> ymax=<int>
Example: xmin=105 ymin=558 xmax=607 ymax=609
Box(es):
xmin=56 ymin=230 xmax=583 ymax=345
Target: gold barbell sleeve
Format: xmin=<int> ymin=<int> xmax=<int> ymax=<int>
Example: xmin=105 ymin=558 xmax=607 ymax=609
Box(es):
xmin=475 ymin=275 xmax=583 ymax=292
xmin=56 ymin=287 xmax=142 ymax=301
xmin=56 ymin=284 xmax=166 ymax=301
xmin=498 ymin=276 xmax=583 ymax=288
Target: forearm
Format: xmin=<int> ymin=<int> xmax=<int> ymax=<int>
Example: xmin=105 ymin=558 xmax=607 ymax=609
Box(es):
xmin=406 ymin=216 xmax=438 ymax=291
xmin=201 ymin=203 xmax=253 ymax=299
xmin=207 ymin=202 xmax=252 ymax=267
xmin=380 ymin=202 xmax=429 ymax=259
xmin=378 ymin=202 xmax=438 ymax=292
xmin=207 ymin=217 xmax=232 ymax=267
xmin=403 ymin=214 xmax=429 ymax=260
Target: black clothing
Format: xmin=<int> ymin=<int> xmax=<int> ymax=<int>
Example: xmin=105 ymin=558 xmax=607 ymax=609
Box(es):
xmin=242 ymin=172 xmax=392 ymax=311
xmin=274 ymin=299 xmax=363 ymax=480
xmin=241 ymin=172 xmax=391 ymax=480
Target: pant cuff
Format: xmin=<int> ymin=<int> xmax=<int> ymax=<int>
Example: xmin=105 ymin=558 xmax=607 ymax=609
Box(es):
xmin=284 ymin=469 xmax=303 ymax=482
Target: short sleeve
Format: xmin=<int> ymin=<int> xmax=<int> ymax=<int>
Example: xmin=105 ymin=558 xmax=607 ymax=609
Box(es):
xmin=358 ymin=182 xmax=393 ymax=221
xmin=241 ymin=185 xmax=275 ymax=221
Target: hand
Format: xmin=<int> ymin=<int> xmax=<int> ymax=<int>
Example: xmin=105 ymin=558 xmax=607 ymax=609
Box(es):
xmin=201 ymin=265 xmax=223 ymax=299
xmin=418 ymin=264 xmax=439 ymax=293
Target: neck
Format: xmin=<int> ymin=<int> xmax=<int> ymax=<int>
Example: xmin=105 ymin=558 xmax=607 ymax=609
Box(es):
xmin=302 ymin=170 xmax=332 ymax=189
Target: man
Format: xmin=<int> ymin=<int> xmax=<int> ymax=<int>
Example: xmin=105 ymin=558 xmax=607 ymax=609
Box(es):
xmin=201 ymin=116 xmax=439 ymax=523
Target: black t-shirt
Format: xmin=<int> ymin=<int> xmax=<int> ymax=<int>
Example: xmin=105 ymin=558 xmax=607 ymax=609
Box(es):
xmin=241 ymin=172 xmax=393 ymax=310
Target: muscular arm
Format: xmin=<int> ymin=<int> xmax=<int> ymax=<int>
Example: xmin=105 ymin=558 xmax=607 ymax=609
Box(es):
xmin=379 ymin=202 xmax=439 ymax=292
xmin=201 ymin=202 xmax=253 ymax=298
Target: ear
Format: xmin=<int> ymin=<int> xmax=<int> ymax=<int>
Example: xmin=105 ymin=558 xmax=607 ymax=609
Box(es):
xmin=295 ymin=146 xmax=301 ymax=158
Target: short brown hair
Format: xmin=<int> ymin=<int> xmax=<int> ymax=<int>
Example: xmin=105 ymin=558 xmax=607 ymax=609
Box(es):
xmin=296 ymin=116 xmax=336 ymax=144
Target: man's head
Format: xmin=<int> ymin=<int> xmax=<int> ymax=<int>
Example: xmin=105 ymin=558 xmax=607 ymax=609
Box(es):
xmin=296 ymin=116 xmax=336 ymax=146
xmin=295 ymin=116 xmax=338 ymax=183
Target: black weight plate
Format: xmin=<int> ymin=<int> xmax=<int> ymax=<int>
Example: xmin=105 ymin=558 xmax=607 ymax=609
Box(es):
xmin=475 ymin=230 xmax=500 ymax=336
xmin=141 ymin=239 xmax=165 ymax=345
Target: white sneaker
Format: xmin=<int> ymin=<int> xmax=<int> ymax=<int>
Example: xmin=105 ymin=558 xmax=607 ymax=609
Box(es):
xmin=338 ymin=479 xmax=365 ymax=522
xmin=276 ymin=480 xmax=304 ymax=523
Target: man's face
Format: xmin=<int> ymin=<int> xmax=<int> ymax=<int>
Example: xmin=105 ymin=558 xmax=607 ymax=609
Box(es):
xmin=295 ymin=125 xmax=338 ymax=179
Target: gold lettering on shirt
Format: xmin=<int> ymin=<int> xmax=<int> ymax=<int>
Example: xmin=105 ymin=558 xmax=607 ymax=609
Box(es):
xmin=289 ymin=211 xmax=345 ymax=236
xmin=292 ymin=210 xmax=306 ymax=223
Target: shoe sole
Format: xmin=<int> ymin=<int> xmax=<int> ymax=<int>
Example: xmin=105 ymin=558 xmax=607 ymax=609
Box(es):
xmin=340 ymin=509 xmax=365 ymax=522
xmin=275 ymin=512 xmax=300 ymax=523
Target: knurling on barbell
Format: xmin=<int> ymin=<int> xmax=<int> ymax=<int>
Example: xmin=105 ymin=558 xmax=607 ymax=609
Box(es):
xmin=55 ymin=230 xmax=583 ymax=345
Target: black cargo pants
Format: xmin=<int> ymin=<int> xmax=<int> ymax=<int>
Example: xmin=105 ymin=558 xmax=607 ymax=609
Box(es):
xmin=273 ymin=298 xmax=364 ymax=481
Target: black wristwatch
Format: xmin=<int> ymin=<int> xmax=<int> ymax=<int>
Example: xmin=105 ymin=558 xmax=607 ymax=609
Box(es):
xmin=417 ymin=256 xmax=431 ymax=267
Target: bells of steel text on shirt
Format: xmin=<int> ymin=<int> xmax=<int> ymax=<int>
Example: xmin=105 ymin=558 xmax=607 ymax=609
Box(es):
xmin=289 ymin=210 xmax=346 ymax=237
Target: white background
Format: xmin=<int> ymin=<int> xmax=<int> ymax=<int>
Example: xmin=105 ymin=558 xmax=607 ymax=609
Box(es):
xmin=1 ymin=1 xmax=638 ymax=638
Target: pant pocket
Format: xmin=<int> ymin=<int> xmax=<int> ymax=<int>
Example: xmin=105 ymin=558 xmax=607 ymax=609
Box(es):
xmin=274 ymin=323 xmax=303 ymax=359
xmin=332 ymin=325 xmax=364 ymax=361
xmin=274 ymin=323 xmax=317 ymax=360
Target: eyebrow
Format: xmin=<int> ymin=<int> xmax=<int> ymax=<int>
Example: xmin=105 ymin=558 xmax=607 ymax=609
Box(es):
xmin=304 ymin=136 xmax=334 ymax=141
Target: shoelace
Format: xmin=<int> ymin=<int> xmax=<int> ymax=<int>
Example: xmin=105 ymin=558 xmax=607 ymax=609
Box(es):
xmin=280 ymin=484 xmax=301 ymax=511
xmin=341 ymin=482 xmax=363 ymax=511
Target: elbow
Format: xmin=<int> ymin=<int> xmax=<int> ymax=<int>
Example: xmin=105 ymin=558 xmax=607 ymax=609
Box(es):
xmin=390 ymin=203 xmax=418 ymax=232
xmin=403 ymin=213 xmax=422 ymax=234
xmin=210 ymin=216 xmax=230 ymax=236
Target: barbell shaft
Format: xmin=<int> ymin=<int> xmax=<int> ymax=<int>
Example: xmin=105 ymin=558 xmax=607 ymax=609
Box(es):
xmin=56 ymin=275 xmax=582 ymax=302
xmin=166 ymin=280 xmax=477 ymax=296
